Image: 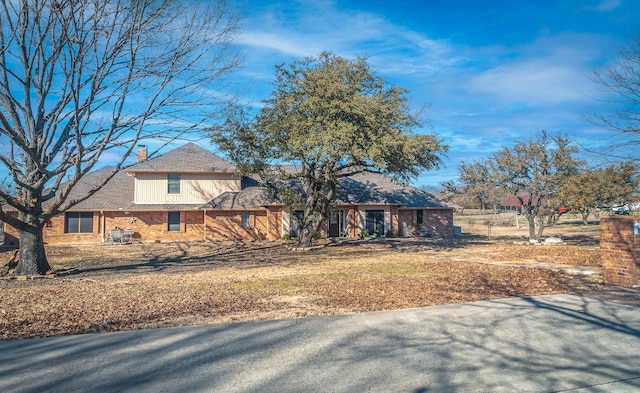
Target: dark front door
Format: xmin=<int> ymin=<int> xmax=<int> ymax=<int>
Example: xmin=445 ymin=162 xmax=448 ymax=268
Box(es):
xmin=328 ymin=211 xmax=343 ymax=237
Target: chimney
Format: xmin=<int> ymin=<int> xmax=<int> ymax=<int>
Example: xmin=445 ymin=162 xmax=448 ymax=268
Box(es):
xmin=136 ymin=145 xmax=147 ymax=162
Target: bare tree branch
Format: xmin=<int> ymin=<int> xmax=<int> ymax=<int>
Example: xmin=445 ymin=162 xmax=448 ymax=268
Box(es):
xmin=0 ymin=0 xmax=242 ymax=274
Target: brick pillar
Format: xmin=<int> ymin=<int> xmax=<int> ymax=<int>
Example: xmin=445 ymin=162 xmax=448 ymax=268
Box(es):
xmin=600 ymin=216 xmax=640 ymax=287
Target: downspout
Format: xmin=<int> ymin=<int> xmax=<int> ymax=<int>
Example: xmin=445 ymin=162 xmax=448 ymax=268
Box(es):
xmin=100 ymin=211 xmax=105 ymax=243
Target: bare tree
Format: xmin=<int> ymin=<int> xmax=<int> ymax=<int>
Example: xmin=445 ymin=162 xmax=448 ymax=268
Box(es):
xmin=591 ymin=34 xmax=640 ymax=160
xmin=0 ymin=0 xmax=241 ymax=275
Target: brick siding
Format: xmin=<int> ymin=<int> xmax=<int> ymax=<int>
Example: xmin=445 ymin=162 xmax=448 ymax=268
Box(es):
xmin=600 ymin=216 xmax=640 ymax=287
xmin=3 ymin=206 xmax=453 ymax=245
xmin=397 ymin=208 xmax=454 ymax=237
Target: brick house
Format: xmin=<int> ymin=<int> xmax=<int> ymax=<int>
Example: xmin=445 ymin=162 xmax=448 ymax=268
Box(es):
xmin=3 ymin=143 xmax=453 ymax=244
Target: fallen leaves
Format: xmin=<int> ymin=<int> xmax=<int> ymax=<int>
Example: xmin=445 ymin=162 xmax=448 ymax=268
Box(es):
xmin=0 ymin=236 xmax=605 ymax=340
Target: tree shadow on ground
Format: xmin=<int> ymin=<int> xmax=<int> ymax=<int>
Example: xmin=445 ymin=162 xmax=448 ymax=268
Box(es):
xmin=1 ymin=292 xmax=639 ymax=393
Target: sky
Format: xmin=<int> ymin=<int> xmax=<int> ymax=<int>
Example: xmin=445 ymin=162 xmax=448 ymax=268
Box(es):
xmin=216 ymin=0 xmax=640 ymax=187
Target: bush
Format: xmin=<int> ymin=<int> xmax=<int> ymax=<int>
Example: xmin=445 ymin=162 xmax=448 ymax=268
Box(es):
xmin=282 ymin=233 xmax=291 ymax=240
xmin=386 ymin=230 xmax=394 ymax=238
xmin=361 ymin=229 xmax=369 ymax=238
xmin=313 ymin=232 xmax=321 ymax=240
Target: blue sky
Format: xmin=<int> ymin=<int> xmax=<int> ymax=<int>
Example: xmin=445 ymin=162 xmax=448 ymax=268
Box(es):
xmin=219 ymin=0 xmax=640 ymax=187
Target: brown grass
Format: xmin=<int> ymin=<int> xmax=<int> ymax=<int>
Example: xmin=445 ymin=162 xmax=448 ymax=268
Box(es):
xmin=0 ymin=219 xmax=606 ymax=340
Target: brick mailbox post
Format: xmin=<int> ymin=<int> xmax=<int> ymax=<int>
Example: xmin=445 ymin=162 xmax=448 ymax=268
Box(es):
xmin=600 ymin=216 xmax=640 ymax=287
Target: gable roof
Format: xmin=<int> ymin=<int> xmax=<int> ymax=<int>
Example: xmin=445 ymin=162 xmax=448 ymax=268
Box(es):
xmin=127 ymin=142 xmax=235 ymax=173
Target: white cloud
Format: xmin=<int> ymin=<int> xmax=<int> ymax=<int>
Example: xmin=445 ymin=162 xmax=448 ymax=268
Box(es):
xmin=236 ymin=32 xmax=320 ymax=58
xmin=581 ymin=0 xmax=621 ymax=12
xmin=443 ymin=33 xmax=603 ymax=108
xmin=238 ymin=1 xmax=461 ymax=81
xmin=468 ymin=61 xmax=584 ymax=105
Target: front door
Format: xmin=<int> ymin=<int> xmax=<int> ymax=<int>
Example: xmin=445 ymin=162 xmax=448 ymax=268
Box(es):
xmin=328 ymin=211 xmax=344 ymax=237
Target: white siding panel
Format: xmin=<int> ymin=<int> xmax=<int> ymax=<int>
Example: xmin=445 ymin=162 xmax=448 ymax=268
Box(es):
xmin=134 ymin=173 xmax=241 ymax=204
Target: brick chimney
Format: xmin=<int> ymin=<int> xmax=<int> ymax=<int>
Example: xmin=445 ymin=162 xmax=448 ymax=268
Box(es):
xmin=136 ymin=145 xmax=147 ymax=162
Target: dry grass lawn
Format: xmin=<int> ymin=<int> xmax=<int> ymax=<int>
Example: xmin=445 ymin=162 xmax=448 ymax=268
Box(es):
xmin=0 ymin=216 xmax=607 ymax=340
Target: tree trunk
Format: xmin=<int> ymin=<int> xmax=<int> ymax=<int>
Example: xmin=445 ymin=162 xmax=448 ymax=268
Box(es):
xmin=297 ymin=227 xmax=314 ymax=248
xmin=527 ymin=214 xmax=536 ymax=241
xmin=581 ymin=211 xmax=589 ymax=225
xmin=296 ymin=215 xmax=324 ymax=248
xmin=14 ymin=220 xmax=52 ymax=276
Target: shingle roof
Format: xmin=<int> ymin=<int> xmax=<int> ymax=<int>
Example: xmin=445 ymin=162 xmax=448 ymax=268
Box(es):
xmin=203 ymin=187 xmax=280 ymax=209
xmin=127 ymin=142 xmax=235 ymax=173
xmin=336 ymin=172 xmax=448 ymax=208
xmin=69 ymin=167 xmax=134 ymax=210
xmin=41 ymin=144 xmax=449 ymax=212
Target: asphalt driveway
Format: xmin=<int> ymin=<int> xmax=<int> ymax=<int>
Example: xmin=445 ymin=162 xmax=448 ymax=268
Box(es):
xmin=1 ymin=289 xmax=639 ymax=393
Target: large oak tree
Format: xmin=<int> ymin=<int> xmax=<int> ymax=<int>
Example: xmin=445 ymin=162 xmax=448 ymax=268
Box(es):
xmin=212 ymin=52 xmax=447 ymax=247
xmin=0 ymin=0 xmax=241 ymax=275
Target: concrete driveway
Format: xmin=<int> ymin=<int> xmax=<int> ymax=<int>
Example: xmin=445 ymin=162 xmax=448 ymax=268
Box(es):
xmin=1 ymin=289 xmax=640 ymax=393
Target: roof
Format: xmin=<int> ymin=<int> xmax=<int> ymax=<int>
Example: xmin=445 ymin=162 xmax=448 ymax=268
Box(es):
xmin=336 ymin=172 xmax=448 ymax=208
xmin=127 ymin=142 xmax=235 ymax=173
xmin=500 ymin=194 xmax=544 ymax=207
xmin=42 ymin=166 xmax=135 ymax=211
xmin=203 ymin=187 xmax=280 ymax=209
xmin=38 ymin=144 xmax=450 ymax=212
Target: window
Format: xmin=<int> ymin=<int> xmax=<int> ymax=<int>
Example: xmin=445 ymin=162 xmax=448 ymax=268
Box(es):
xmin=417 ymin=209 xmax=424 ymax=225
xmin=241 ymin=211 xmax=250 ymax=228
xmin=65 ymin=212 xmax=94 ymax=233
xmin=168 ymin=211 xmax=181 ymax=231
xmin=167 ymin=173 xmax=180 ymax=194
xmin=365 ymin=210 xmax=385 ymax=234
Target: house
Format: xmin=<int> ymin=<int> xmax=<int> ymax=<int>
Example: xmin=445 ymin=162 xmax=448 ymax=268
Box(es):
xmin=3 ymin=143 xmax=453 ymax=244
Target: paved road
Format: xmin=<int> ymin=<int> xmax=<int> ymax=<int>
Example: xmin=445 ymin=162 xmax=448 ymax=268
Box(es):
xmin=1 ymin=289 xmax=640 ymax=393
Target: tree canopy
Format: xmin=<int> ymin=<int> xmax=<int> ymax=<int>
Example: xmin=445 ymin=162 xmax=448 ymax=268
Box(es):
xmin=558 ymin=162 xmax=639 ymax=224
xmin=213 ymin=52 xmax=447 ymax=247
xmin=452 ymin=131 xmax=582 ymax=241
xmin=0 ymin=0 xmax=241 ymax=274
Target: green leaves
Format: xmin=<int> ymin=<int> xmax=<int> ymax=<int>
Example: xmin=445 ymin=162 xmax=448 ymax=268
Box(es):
xmin=211 ymin=51 xmax=447 ymax=246
xmin=453 ymin=131 xmax=582 ymax=240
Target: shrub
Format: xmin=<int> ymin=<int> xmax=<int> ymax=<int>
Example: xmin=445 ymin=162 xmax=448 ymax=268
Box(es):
xmin=313 ymin=232 xmax=321 ymax=240
xmin=386 ymin=230 xmax=394 ymax=238
xmin=361 ymin=229 xmax=369 ymax=238
xmin=282 ymin=234 xmax=291 ymax=240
